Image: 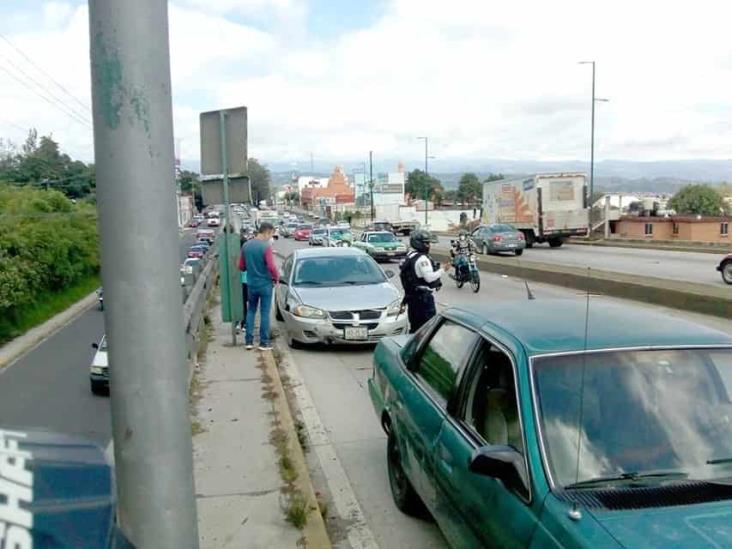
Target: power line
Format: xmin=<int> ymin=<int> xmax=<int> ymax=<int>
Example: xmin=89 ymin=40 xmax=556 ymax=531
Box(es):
xmin=0 ymin=63 xmax=93 ymax=129
xmin=0 ymin=53 xmax=92 ymax=125
xmin=0 ymin=32 xmax=91 ymax=114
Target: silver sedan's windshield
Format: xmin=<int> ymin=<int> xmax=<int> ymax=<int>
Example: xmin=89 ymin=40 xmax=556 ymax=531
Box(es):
xmin=293 ymin=256 xmax=386 ymax=286
xmin=533 ymin=348 xmax=732 ymax=487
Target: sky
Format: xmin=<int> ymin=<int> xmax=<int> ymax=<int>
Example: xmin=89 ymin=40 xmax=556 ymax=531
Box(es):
xmin=1 ymin=0 xmax=731 ymax=171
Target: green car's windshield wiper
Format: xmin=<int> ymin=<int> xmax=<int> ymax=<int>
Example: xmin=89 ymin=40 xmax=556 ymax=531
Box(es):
xmin=565 ymin=469 xmax=689 ymax=489
xmin=707 ymin=457 xmax=732 ymax=465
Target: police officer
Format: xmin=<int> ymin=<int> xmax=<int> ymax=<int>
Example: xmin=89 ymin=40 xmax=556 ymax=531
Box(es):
xmin=399 ymin=230 xmax=448 ymax=333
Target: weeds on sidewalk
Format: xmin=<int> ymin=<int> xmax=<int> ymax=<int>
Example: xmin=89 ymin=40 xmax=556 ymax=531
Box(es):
xmin=285 ymin=492 xmax=308 ymax=529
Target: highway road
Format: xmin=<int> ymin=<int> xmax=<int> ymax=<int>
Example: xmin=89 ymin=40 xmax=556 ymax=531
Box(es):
xmin=431 ymin=235 xmax=725 ymax=286
xmin=0 ymin=228 xmax=201 ymax=447
xmin=271 ymin=237 xmax=731 ymax=548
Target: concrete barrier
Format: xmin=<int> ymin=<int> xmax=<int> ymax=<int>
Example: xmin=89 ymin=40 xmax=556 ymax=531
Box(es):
xmin=431 ymin=249 xmax=732 ymax=319
xmin=568 ymin=238 xmax=732 ymax=255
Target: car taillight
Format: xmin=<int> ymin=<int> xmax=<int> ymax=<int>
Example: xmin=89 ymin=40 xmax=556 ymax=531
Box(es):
xmin=517 ymin=233 xmax=525 ymax=240
xmin=492 ymin=235 xmax=503 ymax=242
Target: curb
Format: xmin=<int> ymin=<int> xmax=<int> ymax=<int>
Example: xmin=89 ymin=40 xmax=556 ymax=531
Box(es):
xmin=429 ymin=249 xmax=732 ymax=319
xmin=261 ymin=350 xmax=331 ymax=549
xmin=0 ymin=291 xmax=98 ymax=370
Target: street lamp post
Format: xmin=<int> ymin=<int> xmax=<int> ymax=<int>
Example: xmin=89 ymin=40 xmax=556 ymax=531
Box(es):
xmin=417 ymin=136 xmax=434 ymax=226
xmin=369 ymin=151 xmax=374 ymax=221
xmin=579 ymin=61 xmax=609 ymax=223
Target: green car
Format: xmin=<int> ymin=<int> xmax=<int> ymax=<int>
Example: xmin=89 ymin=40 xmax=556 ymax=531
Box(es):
xmin=324 ymin=227 xmax=353 ymax=247
xmin=353 ymin=231 xmax=408 ymax=261
xmin=368 ymin=299 xmax=732 ymax=547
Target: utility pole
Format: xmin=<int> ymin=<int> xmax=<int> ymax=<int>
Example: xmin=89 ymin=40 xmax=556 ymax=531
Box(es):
xmin=417 ymin=136 xmax=429 ymax=226
xmin=310 ymin=152 xmax=314 ymax=173
xmin=369 ymin=151 xmax=374 ymax=221
xmin=579 ymin=61 xmax=608 ymax=227
xmin=88 ymin=1 xmax=198 ymax=547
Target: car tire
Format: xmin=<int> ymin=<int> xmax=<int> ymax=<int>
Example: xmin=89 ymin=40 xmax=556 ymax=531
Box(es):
xmin=286 ymin=332 xmax=303 ymax=350
xmin=515 ymin=249 xmax=524 ymax=256
xmin=548 ymin=238 xmax=564 ymax=248
xmin=275 ymin=300 xmax=284 ymax=321
xmin=387 ymin=429 xmax=424 ymax=517
xmin=722 ymin=261 xmax=732 ymax=285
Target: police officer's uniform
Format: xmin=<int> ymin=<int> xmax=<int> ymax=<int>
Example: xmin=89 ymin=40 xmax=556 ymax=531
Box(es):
xmin=400 ymin=230 xmax=445 ymax=334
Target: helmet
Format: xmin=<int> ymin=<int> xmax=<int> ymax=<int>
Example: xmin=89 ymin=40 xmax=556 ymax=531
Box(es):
xmin=410 ymin=229 xmax=432 ymax=253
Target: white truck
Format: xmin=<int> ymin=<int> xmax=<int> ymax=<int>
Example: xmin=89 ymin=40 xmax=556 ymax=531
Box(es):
xmin=482 ymin=173 xmax=589 ymax=248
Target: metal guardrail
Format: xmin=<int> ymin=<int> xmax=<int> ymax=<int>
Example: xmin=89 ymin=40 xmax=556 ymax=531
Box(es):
xmin=182 ymin=253 xmax=218 ymax=374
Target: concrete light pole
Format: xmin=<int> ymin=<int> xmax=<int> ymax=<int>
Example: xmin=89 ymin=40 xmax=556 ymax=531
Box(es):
xmin=88 ymin=0 xmax=198 ymax=546
xmin=579 ymin=61 xmax=609 ymax=221
xmin=369 ymin=151 xmax=374 ymax=221
xmin=417 ymin=136 xmax=435 ymax=226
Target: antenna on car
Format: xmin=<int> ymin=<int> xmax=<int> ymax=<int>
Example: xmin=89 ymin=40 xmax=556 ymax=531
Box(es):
xmin=569 ymin=267 xmax=593 ymax=521
xmin=515 ymin=259 xmax=535 ymax=300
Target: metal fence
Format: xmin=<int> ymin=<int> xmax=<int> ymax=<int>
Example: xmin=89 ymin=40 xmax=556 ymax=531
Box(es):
xmin=182 ymin=250 xmax=218 ymax=380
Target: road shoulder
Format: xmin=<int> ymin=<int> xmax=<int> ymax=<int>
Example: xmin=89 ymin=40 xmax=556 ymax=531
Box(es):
xmin=0 ymin=291 xmax=98 ymax=370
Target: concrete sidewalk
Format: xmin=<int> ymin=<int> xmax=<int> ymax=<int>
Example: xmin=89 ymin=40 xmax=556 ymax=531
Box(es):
xmin=193 ymin=304 xmax=302 ymax=548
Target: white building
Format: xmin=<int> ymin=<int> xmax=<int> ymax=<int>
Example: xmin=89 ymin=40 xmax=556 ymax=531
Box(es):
xmin=296 ymin=176 xmax=329 ymax=193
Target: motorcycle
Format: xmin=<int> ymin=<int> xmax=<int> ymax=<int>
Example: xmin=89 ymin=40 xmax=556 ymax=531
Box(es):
xmin=452 ymin=251 xmax=480 ymax=293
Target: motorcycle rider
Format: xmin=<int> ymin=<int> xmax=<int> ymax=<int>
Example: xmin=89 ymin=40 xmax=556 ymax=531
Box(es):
xmin=450 ymin=229 xmax=477 ymax=280
xmin=399 ymin=230 xmax=448 ymax=333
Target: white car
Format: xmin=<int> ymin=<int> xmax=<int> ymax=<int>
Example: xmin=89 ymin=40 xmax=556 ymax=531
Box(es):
xmin=90 ymin=335 xmax=109 ymax=395
xmin=207 ymin=217 xmax=221 ymax=227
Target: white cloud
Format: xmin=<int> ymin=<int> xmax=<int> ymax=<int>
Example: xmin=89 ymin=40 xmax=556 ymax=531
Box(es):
xmin=2 ymin=0 xmax=732 ymax=166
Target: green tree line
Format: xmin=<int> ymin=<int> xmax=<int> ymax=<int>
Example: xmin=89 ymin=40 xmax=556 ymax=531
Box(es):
xmin=0 ymin=183 xmax=99 ymax=342
xmin=0 ymin=129 xmax=95 ymax=199
xmin=406 ymin=170 xmax=502 ymax=206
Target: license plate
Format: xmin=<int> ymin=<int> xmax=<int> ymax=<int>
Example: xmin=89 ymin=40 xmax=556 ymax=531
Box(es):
xmin=386 ymin=251 xmax=395 ymax=255
xmin=344 ymin=326 xmax=368 ymax=340
xmin=506 ymin=243 xmax=516 ymax=248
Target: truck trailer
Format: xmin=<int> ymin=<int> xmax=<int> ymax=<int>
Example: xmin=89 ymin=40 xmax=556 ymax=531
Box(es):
xmin=482 ymin=173 xmax=589 ymax=248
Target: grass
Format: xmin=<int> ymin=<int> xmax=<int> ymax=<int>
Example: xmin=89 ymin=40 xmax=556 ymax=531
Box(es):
xmin=283 ymin=492 xmax=309 ymax=529
xmin=0 ymin=273 xmax=100 ymax=346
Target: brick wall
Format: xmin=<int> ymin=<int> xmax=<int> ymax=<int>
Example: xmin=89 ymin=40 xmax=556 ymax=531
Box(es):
xmin=616 ymin=216 xmax=731 ymax=243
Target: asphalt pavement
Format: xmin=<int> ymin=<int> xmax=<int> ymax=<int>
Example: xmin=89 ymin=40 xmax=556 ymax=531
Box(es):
xmin=432 ymin=235 xmax=724 ymax=286
xmin=0 ymin=227 xmax=201 ymax=447
xmin=271 ymin=236 xmax=732 ymax=548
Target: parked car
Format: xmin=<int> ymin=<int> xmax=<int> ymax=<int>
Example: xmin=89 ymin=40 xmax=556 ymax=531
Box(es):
xmin=196 ymin=229 xmax=216 ymax=243
xmin=324 ymin=227 xmax=353 ymax=247
xmin=718 ymin=254 xmax=732 ymax=284
xmin=293 ymin=224 xmax=313 ymax=241
xmin=282 ymin=223 xmax=299 ymax=238
xmin=89 ymin=335 xmax=109 ymax=394
xmin=188 ymin=217 xmax=201 ymax=228
xmin=275 ymin=248 xmax=407 ymax=347
xmin=353 ymin=231 xmax=408 ymax=261
xmin=187 ymin=245 xmax=206 ymax=259
xmin=471 ymin=223 xmax=526 ymax=256
xmin=207 ymin=217 xmax=221 ymax=227
xmin=195 ymin=239 xmax=211 ymax=251
xmin=369 ymin=299 xmax=732 ymax=548
xmin=181 ymin=257 xmax=201 ymax=275
xmin=308 ymin=227 xmax=327 ymax=246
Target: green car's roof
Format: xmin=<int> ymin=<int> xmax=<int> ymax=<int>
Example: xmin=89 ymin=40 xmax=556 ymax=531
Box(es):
xmin=449 ymin=299 xmax=732 ymax=356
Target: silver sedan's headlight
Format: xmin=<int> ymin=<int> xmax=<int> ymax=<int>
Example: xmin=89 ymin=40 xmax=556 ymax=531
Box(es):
xmin=293 ymin=304 xmax=327 ymax=319
xmin=90 ymin=366 xmax=105 ymax=375
xmin=386 ymin=299 xmax=405 ymax=317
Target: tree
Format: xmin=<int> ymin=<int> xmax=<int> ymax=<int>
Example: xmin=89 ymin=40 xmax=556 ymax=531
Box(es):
xmin=248 ymin=158 xmax=271 ymax=204
xmin=457 ymin=173 xmax=482 ymax=205
xmin=284 ymin=191 xmax=299 ymax=206
xmin=406 ymin=169 xmax=443 ymax=205
xmin=669 ymin=184 xmax=727 ymax=216
xmin=178 ymin=170 xmax=200 ymax=194
xmin=484 ymin=173 xmax=505 ymax=183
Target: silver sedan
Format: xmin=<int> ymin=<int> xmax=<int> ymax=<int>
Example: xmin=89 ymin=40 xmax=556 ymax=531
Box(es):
xmin=275 ymin=248 xmax=407 ymax=347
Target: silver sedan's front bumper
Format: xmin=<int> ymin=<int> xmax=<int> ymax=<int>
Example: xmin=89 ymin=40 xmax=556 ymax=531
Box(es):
xmin=285 ymin=312 xmax=408 ymax=345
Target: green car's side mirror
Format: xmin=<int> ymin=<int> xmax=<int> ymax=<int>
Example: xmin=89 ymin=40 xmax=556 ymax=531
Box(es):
xmin=469 ymin=445 xmax=528 ymax=498
xmin=384 ymin=269 xmax=396 ymax=279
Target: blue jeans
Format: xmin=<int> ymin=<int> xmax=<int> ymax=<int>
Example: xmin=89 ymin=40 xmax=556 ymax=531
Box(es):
xmin=245 ymin=284 xmax=273 ymax=346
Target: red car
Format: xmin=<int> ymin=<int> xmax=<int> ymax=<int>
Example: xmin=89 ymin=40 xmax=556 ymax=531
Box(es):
xmin=188 ymin=218 xmax=200 ymax=228
xmin=717 ymin=254 xmax=732 ymax=285
xmin=293 ymin=224 xmax=313 ymax=241
xmin=187 ymin=246 xmax=205 ymax=259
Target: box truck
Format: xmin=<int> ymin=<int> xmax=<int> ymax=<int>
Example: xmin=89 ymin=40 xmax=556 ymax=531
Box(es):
xmin=482 ymin=173 xmax=589 ymax=248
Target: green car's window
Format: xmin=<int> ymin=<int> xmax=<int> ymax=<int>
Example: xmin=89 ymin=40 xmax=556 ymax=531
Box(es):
xmin=533 ymin=348 xmax=732 ymax=488
xmin=416 ymin=321 xmax=477 ymax=403
xmin=368 ymin=233 xmax=398 ymax=243
xmin=463 ymin=343 xmax=524 ymax=455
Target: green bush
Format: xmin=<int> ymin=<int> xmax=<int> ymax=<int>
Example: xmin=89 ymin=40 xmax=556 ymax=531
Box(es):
xmin=0 ymin=184 xmax=99 ymax=343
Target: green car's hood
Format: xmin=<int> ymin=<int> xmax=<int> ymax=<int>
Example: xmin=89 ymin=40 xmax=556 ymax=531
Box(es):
xmin=589 ymin=500 xmax=732 ymax=547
